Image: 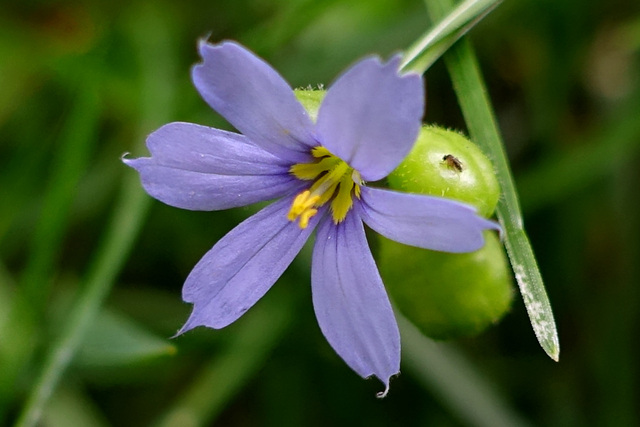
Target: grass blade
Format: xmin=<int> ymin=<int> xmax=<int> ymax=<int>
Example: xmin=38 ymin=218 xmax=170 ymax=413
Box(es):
xmin=401 ymin=0 xmax=500 ymax=73
xmin=422 ymin=0 xmax=560 ymax=360
xmin=14 ymin=7 xmax=177 ymax=426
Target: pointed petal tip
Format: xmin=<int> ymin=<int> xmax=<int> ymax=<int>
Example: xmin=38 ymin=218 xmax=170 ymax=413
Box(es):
xmin=384 ymin=54 xmax=403 ymax=72
xmin=491 ymin=218 xmax=505 ymax=240
xmin=375 ymin=373 xmax=397 ymax=399
xmin=196 ymin=38 xmax=241 ymax=58
xmin=172 ymin=312 xmax=200 ymax=338
xmin=121 ymin=152 xmax=134 ymax=168
xmin=172 ymin=305 xmax=228 ymax=338
xmin=376 ymin=377 xmax=391 ymax=399
xmin=196 ymin=35 xmax=247 ymax=59
xmin=121 ymin=153 xmax=144 ymax=170
xmin=376 ymin=384 xmax=390 ymax=399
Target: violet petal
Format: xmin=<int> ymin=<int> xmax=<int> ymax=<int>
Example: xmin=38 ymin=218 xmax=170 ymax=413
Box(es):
xmin=316 ymin=56 xmax=423 ymax=181
xmin=193 ymin=41 xmax=316 ymax=163
xmin=312 ymin=212 xmax=400 ymax=395
xmin=358 ymin=187 xmax=500 ymax=253
xmin=180 ymin=197 xmax=322 ymax=332
xmin=123 ymin=122 xmax=302 ymax=211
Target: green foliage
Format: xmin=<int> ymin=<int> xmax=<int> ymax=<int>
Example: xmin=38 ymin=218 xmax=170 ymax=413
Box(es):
xmin=1 ymin=0 xmax=639 ymax=425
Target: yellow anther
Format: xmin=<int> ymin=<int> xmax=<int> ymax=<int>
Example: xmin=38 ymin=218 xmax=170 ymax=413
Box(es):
xmin=290 ymin=156 xmax=339 ymax=181
xmin=311 ymin=146 xmax=331 ymax=158
xmin=299 ymin=208 xmax=318 ymax=229
xmin=288 ymin=147 xmax=362 ymax=229
xmin=287 ymin=190 xmax=321 ymax=228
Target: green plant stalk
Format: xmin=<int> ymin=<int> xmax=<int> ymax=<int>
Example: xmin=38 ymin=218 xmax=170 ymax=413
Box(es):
xmin=423 ymin=0 xmax=560 ymax=360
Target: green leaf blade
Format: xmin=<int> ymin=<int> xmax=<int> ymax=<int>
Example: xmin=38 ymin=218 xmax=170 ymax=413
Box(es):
xmin=401 ymin=0 xmax=500 ymax=74
xmin=418 ymin=0 xmax=560 ymax=361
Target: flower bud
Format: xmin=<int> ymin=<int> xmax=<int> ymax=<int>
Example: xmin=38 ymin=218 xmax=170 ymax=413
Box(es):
xmin=294 ymin=88 xmax=326 ymax=122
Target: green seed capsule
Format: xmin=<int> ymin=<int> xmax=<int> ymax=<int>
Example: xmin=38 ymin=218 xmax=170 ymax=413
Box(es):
xmin=387 ymin=126 xmax=500 ymax=217
xmin=381 ymin=126 xmax=513 ymax=340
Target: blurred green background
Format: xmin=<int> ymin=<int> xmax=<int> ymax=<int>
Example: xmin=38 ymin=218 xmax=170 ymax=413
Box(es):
xmin=1 ymin=0 xmax=639 ymax=425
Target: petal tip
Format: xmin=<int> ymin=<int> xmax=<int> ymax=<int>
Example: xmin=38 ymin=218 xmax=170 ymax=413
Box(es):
xmin=385 ymin=54 xmax=403 ymax=71
xmin=175 ymin=306 xmax=227 ymax=337
xmin=376 ymin=384 xmax=390 ymax=399
xmin=172 ymin=322 xmax=194 ymax=339
xmin=196 ymin=39 xmax=247 ymax=61
xmin=121 ymin=152 xmax=143 ymax=169
xmin=375 ymin=372 xmax=398 ymax=399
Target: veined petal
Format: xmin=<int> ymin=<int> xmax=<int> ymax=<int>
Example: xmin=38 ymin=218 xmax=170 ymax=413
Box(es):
xmin=180 ymin=197 xmax=323 ymax=332
xmin=124 ymin=122 xmax=301 ymax=211
xmin=316 ymin=56 xmax=424 ymax=181
xmin=193 ymin=40 xmax=316 ymax=163
xmin=145 ymin=122 xmax=291 ymax=173
xmin=358 ymin=187 xmax=500 ymax=253
xmin=312 ymin=212 xmax=400 ymax=396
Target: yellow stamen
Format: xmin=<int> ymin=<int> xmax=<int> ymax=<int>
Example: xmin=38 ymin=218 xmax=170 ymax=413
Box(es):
xmin=311 ymin=146 xmax=331 ymax=158
xmin=299 ymin=208 xmax=318 ymax=229
xmin=287 ymin=148 xmax=362 ymax=228
xmin=289 ymin=156 xmax=339 ymax=180
xmin=287 ymin=190 xmax=321 ymax=224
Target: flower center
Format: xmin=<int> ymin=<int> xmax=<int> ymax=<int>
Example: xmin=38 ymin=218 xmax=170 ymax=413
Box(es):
xmin=287 ymin=146 xmax=362 ymax=229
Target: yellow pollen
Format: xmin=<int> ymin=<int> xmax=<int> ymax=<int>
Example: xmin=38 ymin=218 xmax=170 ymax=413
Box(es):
xmin=287 ymin=148 xmax=362 ymax=229
xmin=287 ymin=190 xmax=321 ymax=228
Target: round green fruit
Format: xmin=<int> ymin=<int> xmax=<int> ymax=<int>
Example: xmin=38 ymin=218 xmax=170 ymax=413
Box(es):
xmin=379 ymin=232 xmax=512 ymax=339
xmin=380 ymin=126 xmax=512 ymax=340
xmin=387 ymin=126 xmax=500 ymax=217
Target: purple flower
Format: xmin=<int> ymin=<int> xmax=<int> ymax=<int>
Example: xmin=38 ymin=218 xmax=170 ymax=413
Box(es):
xmin=125 ymin=40 xmax=499 ymax=396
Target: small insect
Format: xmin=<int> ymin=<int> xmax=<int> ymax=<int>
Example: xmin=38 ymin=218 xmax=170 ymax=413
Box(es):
xmin=442 ymin=154 xmax=463 ymax=172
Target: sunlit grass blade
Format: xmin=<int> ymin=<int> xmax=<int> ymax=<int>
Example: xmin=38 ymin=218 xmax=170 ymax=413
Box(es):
xmin=400 ymin=315 xmax=531 ymax=427
xmin=422 ymin=0 xmax=560 ymax=360
xmin=401 ymin=0 xmax=500 ymax=73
